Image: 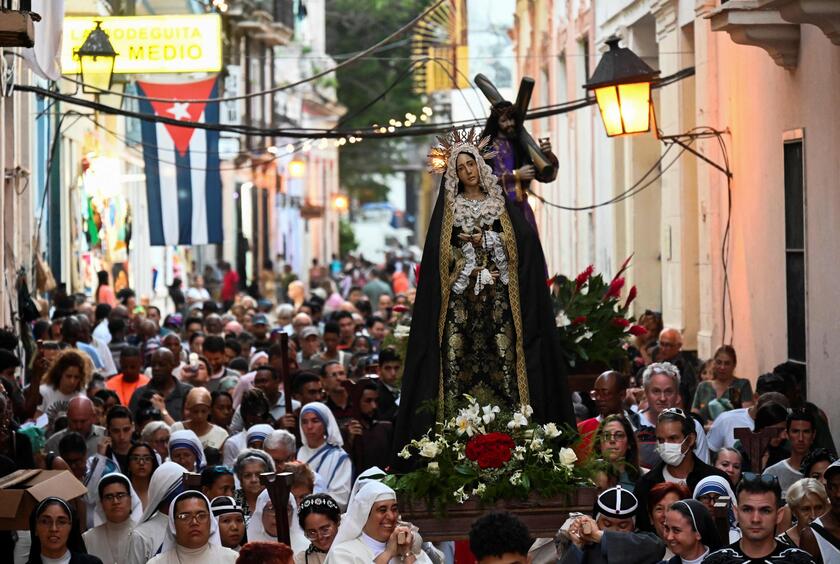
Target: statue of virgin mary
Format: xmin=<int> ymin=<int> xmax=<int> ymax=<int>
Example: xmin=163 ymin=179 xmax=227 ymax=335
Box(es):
xmin=392 ymin=130 xmax=575 ymax=469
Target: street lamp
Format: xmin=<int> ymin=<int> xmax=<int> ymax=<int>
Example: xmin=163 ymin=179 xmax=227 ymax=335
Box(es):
xmin=288 ymin=160 xmax=306 ymax=178
xmin=583 ymin=36 xmax=659 ymax=137
xmin=74 ymin=21 xmax=118 ymax=94
xmin=332 ymin=194 xmax=349 ymax=212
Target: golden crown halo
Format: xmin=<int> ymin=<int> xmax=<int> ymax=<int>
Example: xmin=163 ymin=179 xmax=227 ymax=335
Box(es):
xmin=426 ymin=129 xmax=497 ymax=174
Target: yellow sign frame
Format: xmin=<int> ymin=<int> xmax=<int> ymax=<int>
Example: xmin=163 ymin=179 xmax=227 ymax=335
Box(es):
xmin=62 ymin=14 xmax=222 ymax=75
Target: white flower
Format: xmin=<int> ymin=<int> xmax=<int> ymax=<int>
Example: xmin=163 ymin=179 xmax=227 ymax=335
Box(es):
xmin=543 ymin=422 xmax=561 ymax=439
xmin=427 ymin=462 xmax=440 ymax=475
xmin=513 ymin=446 xmax=527 ymax=461
xmin=558 ymin=447 xmax=578 ymax=468
xmin=453 ymin=486 xmax=470 ymax=503
xmin=482 ymin=405 xmax=500 ymax=424
xmin=393 ymin=324 xmax=411 ymax=339
xmin=520 ymin=405 xmax=534 ymax=418
xmin=556 ymin=311 xmax=571 ymax=327
xmin=509 ymin=471 xmax=523 ymax=486
xmin=530 ymin=438 xmax=544 ymax=451
xmin=473 ymin=483 xmax=487 ymax=496
xmin=575 ymin=331 xmax=594 ymax=343
xmin=455 ymin=414 xmax=476 ymax=436
xmin=507 ymin=412 xmax=528 ymax=430
xmin=419 ymin=441 xmax=440 ymax=459
xmin=398 ymin=447 xmax=411 ymax=459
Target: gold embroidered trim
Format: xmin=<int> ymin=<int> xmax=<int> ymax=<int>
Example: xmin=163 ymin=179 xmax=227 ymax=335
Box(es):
xmin=436 ymin=199 xmax=455 ymax=423
xmin=499 ymin=209 xmax=530 ymax=406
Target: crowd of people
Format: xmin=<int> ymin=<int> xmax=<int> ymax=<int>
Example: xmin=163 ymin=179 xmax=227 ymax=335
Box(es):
xmin=0 ymin=256 xmax=837 ymax=564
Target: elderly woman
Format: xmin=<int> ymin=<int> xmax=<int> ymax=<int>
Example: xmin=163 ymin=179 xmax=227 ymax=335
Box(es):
xmin=778 ymin=478 xmax=828 ymax=547
xmin=325 ymin=481 xmax=432 ymax=564
xmin=663 ymin=499 xmax=723 ymax=564
xmin=171 ymin=388 xmax=229 ymax=449
xmin=168 ymin=429 xmax=206 ymax=472
xmin=141 ymin=421 xmax=171 ymax=461
xmin=83 ymin=473 xmax=143 ymax=564
xmin=211 ymin=496 xmax=247 ymax=551
xmin=27 ymin=497 xmax=102 ymax=564
xmin=246 ymin=423 xmax=275 ymax=450
xmin=147 ymin=491 xmax=239 ymax=564
xmin=693 ymin=475 xmax=740 ymax=543
xmin=297 ymin=403 xmax=352 ymax=510
xmin=296 ymin=494 xmax=341 ymax=564
xmin=234 ymin=448 xmax=275 ymax=519
xmin=246 ymin=489 xmax=308 ymax=552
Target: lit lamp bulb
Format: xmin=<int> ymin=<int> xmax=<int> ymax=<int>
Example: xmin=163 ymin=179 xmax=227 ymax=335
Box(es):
xmin=333 ymin=194 xmax=349 ymax=211
xmin=288 ymin=160 xmax=306 ymax=178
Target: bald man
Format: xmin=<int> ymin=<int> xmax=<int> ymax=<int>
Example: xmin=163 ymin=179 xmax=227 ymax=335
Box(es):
xmin=45 ymin=396 xmax=105 ymax=457
xmin=646 ymin=328 xmax=702 ymax=409
xmin=128 ymin=348 xmax=193 ymax=421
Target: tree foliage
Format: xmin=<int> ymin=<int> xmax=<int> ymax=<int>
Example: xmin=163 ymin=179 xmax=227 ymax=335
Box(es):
xmin=325 ymin=0 xmax=432 ymax=203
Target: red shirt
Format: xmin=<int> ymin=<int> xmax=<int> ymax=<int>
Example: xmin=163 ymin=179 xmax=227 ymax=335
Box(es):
xmin=221 ymin=270 xmax=240 ymax=300
xmin=106 ymin=373 xmax=150 ymax=406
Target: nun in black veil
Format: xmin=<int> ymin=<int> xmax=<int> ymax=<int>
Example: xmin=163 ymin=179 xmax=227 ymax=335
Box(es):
xmin=392 ymin=130 xmax=575 ymax=470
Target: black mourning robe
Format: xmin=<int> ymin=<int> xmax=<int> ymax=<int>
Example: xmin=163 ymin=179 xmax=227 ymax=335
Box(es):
xmin=391 ymin=180 xmax=575 ymax=470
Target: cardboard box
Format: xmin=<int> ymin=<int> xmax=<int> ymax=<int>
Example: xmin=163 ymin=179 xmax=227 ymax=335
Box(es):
xmin=0 ymin=469 xmax=87 ymax=530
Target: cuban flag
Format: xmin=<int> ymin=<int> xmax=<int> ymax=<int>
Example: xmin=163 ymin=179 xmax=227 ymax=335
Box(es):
xmin=136 ymin=77 xmax=223 ymax=246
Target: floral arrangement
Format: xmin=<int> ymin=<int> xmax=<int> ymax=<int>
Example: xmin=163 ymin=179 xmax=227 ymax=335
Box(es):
xmin=384 ymin=396 xmax=593 ymax=511
xmin=551 ymin=256 xmax=646 ymax=369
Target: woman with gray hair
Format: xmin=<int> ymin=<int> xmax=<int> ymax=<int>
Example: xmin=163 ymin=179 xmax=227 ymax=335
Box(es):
xmin=233 ymin=448 xmax=275 ymax=521
xmin=141 ymin=420 xmax=171 ymax=461
xmin=778 ymin=478 xmax=828 ymax=547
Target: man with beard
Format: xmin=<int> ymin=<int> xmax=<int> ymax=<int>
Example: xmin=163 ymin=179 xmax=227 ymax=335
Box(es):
xmin=481 ymin=98 xmax=558 ymax=234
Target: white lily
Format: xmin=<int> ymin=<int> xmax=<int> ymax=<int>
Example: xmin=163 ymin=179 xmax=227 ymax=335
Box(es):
xmin=482 ymin=405 xmax=500 ymax=424
xmin=543 ymin=422 xmax=561 ymax=439
xmin=507 ymin=412 xmax=528 ymax=430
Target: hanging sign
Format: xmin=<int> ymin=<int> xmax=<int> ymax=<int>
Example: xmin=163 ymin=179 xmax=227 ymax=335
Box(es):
xmin=61 ymin=14 xmax=222 ymax=75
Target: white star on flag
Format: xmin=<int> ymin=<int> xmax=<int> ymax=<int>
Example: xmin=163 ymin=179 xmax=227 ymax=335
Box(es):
xmin=166 ymin=102 xmax=191 ymax=121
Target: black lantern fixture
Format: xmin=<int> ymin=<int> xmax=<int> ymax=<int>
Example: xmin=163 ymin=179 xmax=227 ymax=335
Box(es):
xmin=583 ymin=36 xmax=660 ymax=137
xmin=74 ymin=21 xmax=118 ymax=94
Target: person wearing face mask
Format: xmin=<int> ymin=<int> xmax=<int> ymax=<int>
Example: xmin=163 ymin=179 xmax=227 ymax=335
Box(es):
xmin=557 ymin=486 xmax=666 ymax=564
xmin=633 ymin=408 xmax=729 ymax=533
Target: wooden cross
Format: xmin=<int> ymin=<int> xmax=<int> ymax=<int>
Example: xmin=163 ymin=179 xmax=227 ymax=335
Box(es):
xmin=279 ymin=332 xmax=293 ymax=414
xmin=474 ymin=73 xmax=555 ymax=178
xmin=182 ymin=471 xmax=202 ymax=491
xmin=712 ymin=496 xmax=732 ymax=543
xmin=734 ymin=426 xmax=783 ymax=474
xmin=260 ymin=471 xmax=294 ymax=545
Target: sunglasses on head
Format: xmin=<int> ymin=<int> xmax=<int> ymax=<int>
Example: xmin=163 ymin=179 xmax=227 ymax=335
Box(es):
xmin=658 ymin=407 xmax=687 ymax=420
xmin=741 ymin=472 xmax=779 ymax=487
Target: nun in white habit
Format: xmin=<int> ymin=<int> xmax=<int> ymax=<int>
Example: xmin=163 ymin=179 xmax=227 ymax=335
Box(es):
xmin=246 ymin=488 xmax=309 ymax=553
xmin=168 ymin=429 xmax=207 ymax=472
xmin=296 ymin=402 xmax=352 ymax=510
xmin=147 ymin=490 xmax=238 ymax=564
xmin=82 ymin=473 xmax=143 ymax=564
xmin=124 ymin=461 xmax=185 ymax=564
xmin=325 ymin=481 xmax=433 ymax=564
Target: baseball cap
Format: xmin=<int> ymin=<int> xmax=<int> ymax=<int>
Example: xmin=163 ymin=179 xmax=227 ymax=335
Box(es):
xmin=300 ymin=326 xmax=320 ymax=339
xmin=252 ymin=313 xmax=270 ymax=326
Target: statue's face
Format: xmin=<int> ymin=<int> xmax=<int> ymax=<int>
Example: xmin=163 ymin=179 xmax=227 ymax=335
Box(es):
xmin=456 ymin=153 xmax=479 ymax=189
xmin=499 ymin=112 xmax=517 ymax=138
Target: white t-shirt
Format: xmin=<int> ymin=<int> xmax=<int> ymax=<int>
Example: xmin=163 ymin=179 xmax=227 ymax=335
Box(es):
xmin=707 ymin=407 xmax=753 ymax=452
xmin=38 ymin=384 xmax=84 ymax=418
xmin=662 ymin=466 xmax=688 ymax=486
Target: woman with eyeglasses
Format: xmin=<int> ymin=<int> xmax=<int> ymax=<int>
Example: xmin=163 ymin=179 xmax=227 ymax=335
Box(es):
xmin=126 ymin=442 xmax=158 ymax=510
xmin=246 ymin=489 xmax=308 ymax=553
xmin=140 ymin=421 xmax=170 ymax=462
xmin=663 ymin=499 xmax=723 ymax=563
xmin=296 ymin=494 xmax=341 ymax=563
xmin=693 ymin=475 xmax=741 ymax=543
xmin=83 ymin=473 xmax=143 ymax=564
xmin=146 ymin=490 xmax=238 ymax=564
xmin=592 ymin=414 xmax=642 ymax=492
xmin=27 ymin=496 xmax=102 ymax=564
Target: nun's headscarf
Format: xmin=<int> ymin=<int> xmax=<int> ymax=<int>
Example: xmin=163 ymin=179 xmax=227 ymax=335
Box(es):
xmin=94 ymin=472 xmax=143 ymax=527
xmin=160 ymin=490 xmax=221 ymax=553
xmin=246 ymin=424 xmax=275 ymax=447
xmin=348 ymin=466 xmax=386 ymax=507
xmin=141 ymin=461 xmax=186 ymax=522
xmin=27 ymin=497 xmax=86 ymax=564
xmin=249 ymin=351 xmax=269 ymax=370
xmin=246 ymin=488 xmax=308 ymax=552
xmin=669 ymin=499 xmax=724 ymax=553
xmin=693 ymin=475 xmax=737 ymax=527
xmin=331 ymin=481 xmax=396 ymax=548
xmin=169 ymin=429 xmax=207 ymax=471
xmin=299 ymin=402 xmax=344 ymax=449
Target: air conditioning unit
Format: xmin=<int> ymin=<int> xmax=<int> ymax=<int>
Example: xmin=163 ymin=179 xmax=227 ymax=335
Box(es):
xmin=0 ymin=10 xmax=38 ymax=48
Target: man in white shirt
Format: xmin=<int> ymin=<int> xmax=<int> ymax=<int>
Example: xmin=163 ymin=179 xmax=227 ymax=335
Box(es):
xmin=636 ymin=362 xmax=710 ymax=466
xmin=707 ymin=392 xmax=789 ymax=453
